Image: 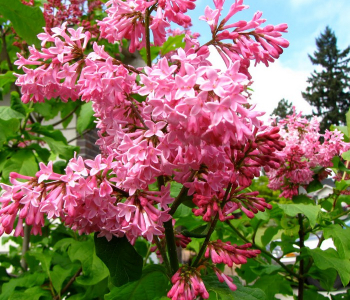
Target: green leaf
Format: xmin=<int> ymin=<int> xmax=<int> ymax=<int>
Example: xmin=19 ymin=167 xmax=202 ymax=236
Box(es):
xmin=253 ymin=274 xmax=293 ymax=299
xmin=40 ymin=136 xmax=78 ymax=160
xmin=292 ymin=194 xmax=314 ymax=205
xmin=27 ymin=251 xmax=52 ymax=276
xmin=303 ymin=290 xmax=329 ymax=300
xmin=346 ymin=108 xmax=350 ymax=138
xmin=261 ymin=226 xmax=279 ymax=247
xmin=0 ymin=71 xmax=16 ymax=88
xmin=26 ymin=144 xmax=50 ymax=163
xmin=0 ymin=106 xmax=25 ymax=120
xmin=50 ymin=264 xmax=76 ymax=295
xmin=182 ymin=223 xmax=210 ymax=238
xmin=94 ymin=234 xmax=143 ymax=287
xmin=0 ymin=118 xmax=20 ymax=146
xmin=161 ymin=35 xmax=185 ymax=55
xmin=277 ymin=203 xmax=321 ymax=228
xmin=10 ymin=92 xmax=27 ymax=116
xmin=105 ymin=265 xmax=170 ymax=300
xmin=324 ymin=224 xmax=350 ymax=259
xmin=332 ymin=156 xmax=350 ymax=174
xmin=1 ymin=149 xmax=38 ymax=183
xmin=68 ymin=239 xmax=109 ymax=286
xmin=203 ymin=275 xmax=266 ymax=300
xmin=76 ymin=102 xmax=96 ymax=134
xmin=305 ymin=248 xmax=350 ymax=286
xmin=0 ymin=0 xmax=45 ymax=47
xmin=139 ymin=46 xmax=160 ymax=63
xmin=342 ymin=150 xmax=350 ymax=161
xmin=0 ymin=273 xmax=47 ymax=300
xmin=306 ymin=179 xmax=324 ymax=193
xmin=8 ymin=286 xmax=51 ymax=300
xmin=307 ymin=266 xmax=338 ymax=291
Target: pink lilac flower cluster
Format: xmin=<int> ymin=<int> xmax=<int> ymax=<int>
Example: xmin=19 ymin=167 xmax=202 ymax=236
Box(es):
xmin=167 ymin=266 xmax=209 ymax=300
xmin=199 ymin=0 xmax=288 ymax=78
xmin=43 ymin=0 xmax=103 ymax=34
xmin=98 ymin=0 xmax=195 ymax=52
xmin=0 ymin=0 xmax=291 ymax=299
xmin=266 ymin=111 xmax=350 ymax=198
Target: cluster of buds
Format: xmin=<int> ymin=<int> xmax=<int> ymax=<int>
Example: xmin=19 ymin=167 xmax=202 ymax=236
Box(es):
xmin=167 ymin=265 xmax=209 ymax=300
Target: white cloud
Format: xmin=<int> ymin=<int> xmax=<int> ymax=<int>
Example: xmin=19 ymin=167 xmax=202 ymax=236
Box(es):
xmin=249 ymin=60 xmax=313 ymax=119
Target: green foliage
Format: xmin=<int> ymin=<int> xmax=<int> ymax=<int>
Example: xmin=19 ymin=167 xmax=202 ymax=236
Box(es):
xmin=0 ymin=0 xmax=45 ymax=47
xmin=278 ymin=203 xmax=320 ymax=228
xmin=77 ymin=102 xmax=96 ymax=134
xmin=94 ymin=234 xmax=143 ymax=287
xmin=253 ymin=274 xmax=293 ymax=299
xmin=105 ymin=265 xmax=170 ymax=300
xmin=203 ymin=275 xmax=266 ymax=300
xmin=305 ymin=248 xmax=350 ymax=286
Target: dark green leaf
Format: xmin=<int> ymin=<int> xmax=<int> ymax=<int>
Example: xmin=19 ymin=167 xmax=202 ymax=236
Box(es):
xmin=306 ymin=179 xmax=324 ymax=193
xmin=76 ymin=102 xmax=95 ymax=134
xmin=105 ymin=265 xmax=170 ymax=300
xmin=182 ymin=223 xmax=210 ymax=238
xmin=278 ymin=203 xmax=320 ymax=228
xmin=26 ymin=144 xmax=50 ymax=163
xmin=292 ymin=194 xmax=314 ymax=205
xmin=203 ymin=274 xmax=266 ymax=300
xmin=307 ymin=266 xmax=338 ymax=291
xmin=305 ymin=248 xmax=350 ymax=286
xmin=8 ymin=286 xmax=51 ymax=300
xmin=303 ymin=290 xmax=329 ymax=300
xmin=0 ymin=0 xmax=45 ymax=47
xmin=94 ymin=234 xmax=143 ymax=287
xmin=331 ymin=156 xmax=350 ymax=174
xmin=40 ymin=136 xmax=78 ymax=160
xmin=10 ymin=92 xmax=26 ymax=116
xmin=261 ymin=226 xmax=279 ymax=247
xmin=0 ymin=273 xmax=47 ymax=300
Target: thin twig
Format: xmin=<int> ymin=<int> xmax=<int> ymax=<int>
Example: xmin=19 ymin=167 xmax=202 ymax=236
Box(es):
xmin=50 ymin=104 xmax=80 ymax=127
xmin=225 ymin=220 xmax=300 ymax=279
xmin=67 ymin=128 xmax=94 ymax=144
xmin=53 ymin=267 xmax=82 ymax=300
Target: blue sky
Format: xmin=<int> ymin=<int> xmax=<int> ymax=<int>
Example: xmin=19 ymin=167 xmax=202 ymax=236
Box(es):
xmin=186 ymin=0 xmax=350 ymax=117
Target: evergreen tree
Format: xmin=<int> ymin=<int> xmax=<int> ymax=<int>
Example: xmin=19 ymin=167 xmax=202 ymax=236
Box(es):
xmin=271 ymin=98 xmax=294 ymax=121
xmin=302 ymin=26 xmax=350 ymax=132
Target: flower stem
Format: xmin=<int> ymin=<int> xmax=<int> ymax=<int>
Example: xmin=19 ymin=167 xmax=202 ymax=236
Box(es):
xmin=192 ymin=182 xmax=232 ymax=267
xmin=144 ymin=8 xmax=152 ymax=67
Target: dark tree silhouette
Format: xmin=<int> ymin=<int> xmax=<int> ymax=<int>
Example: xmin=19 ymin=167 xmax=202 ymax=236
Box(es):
xmin=302 ymin=26 xmax=350 ymax=132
